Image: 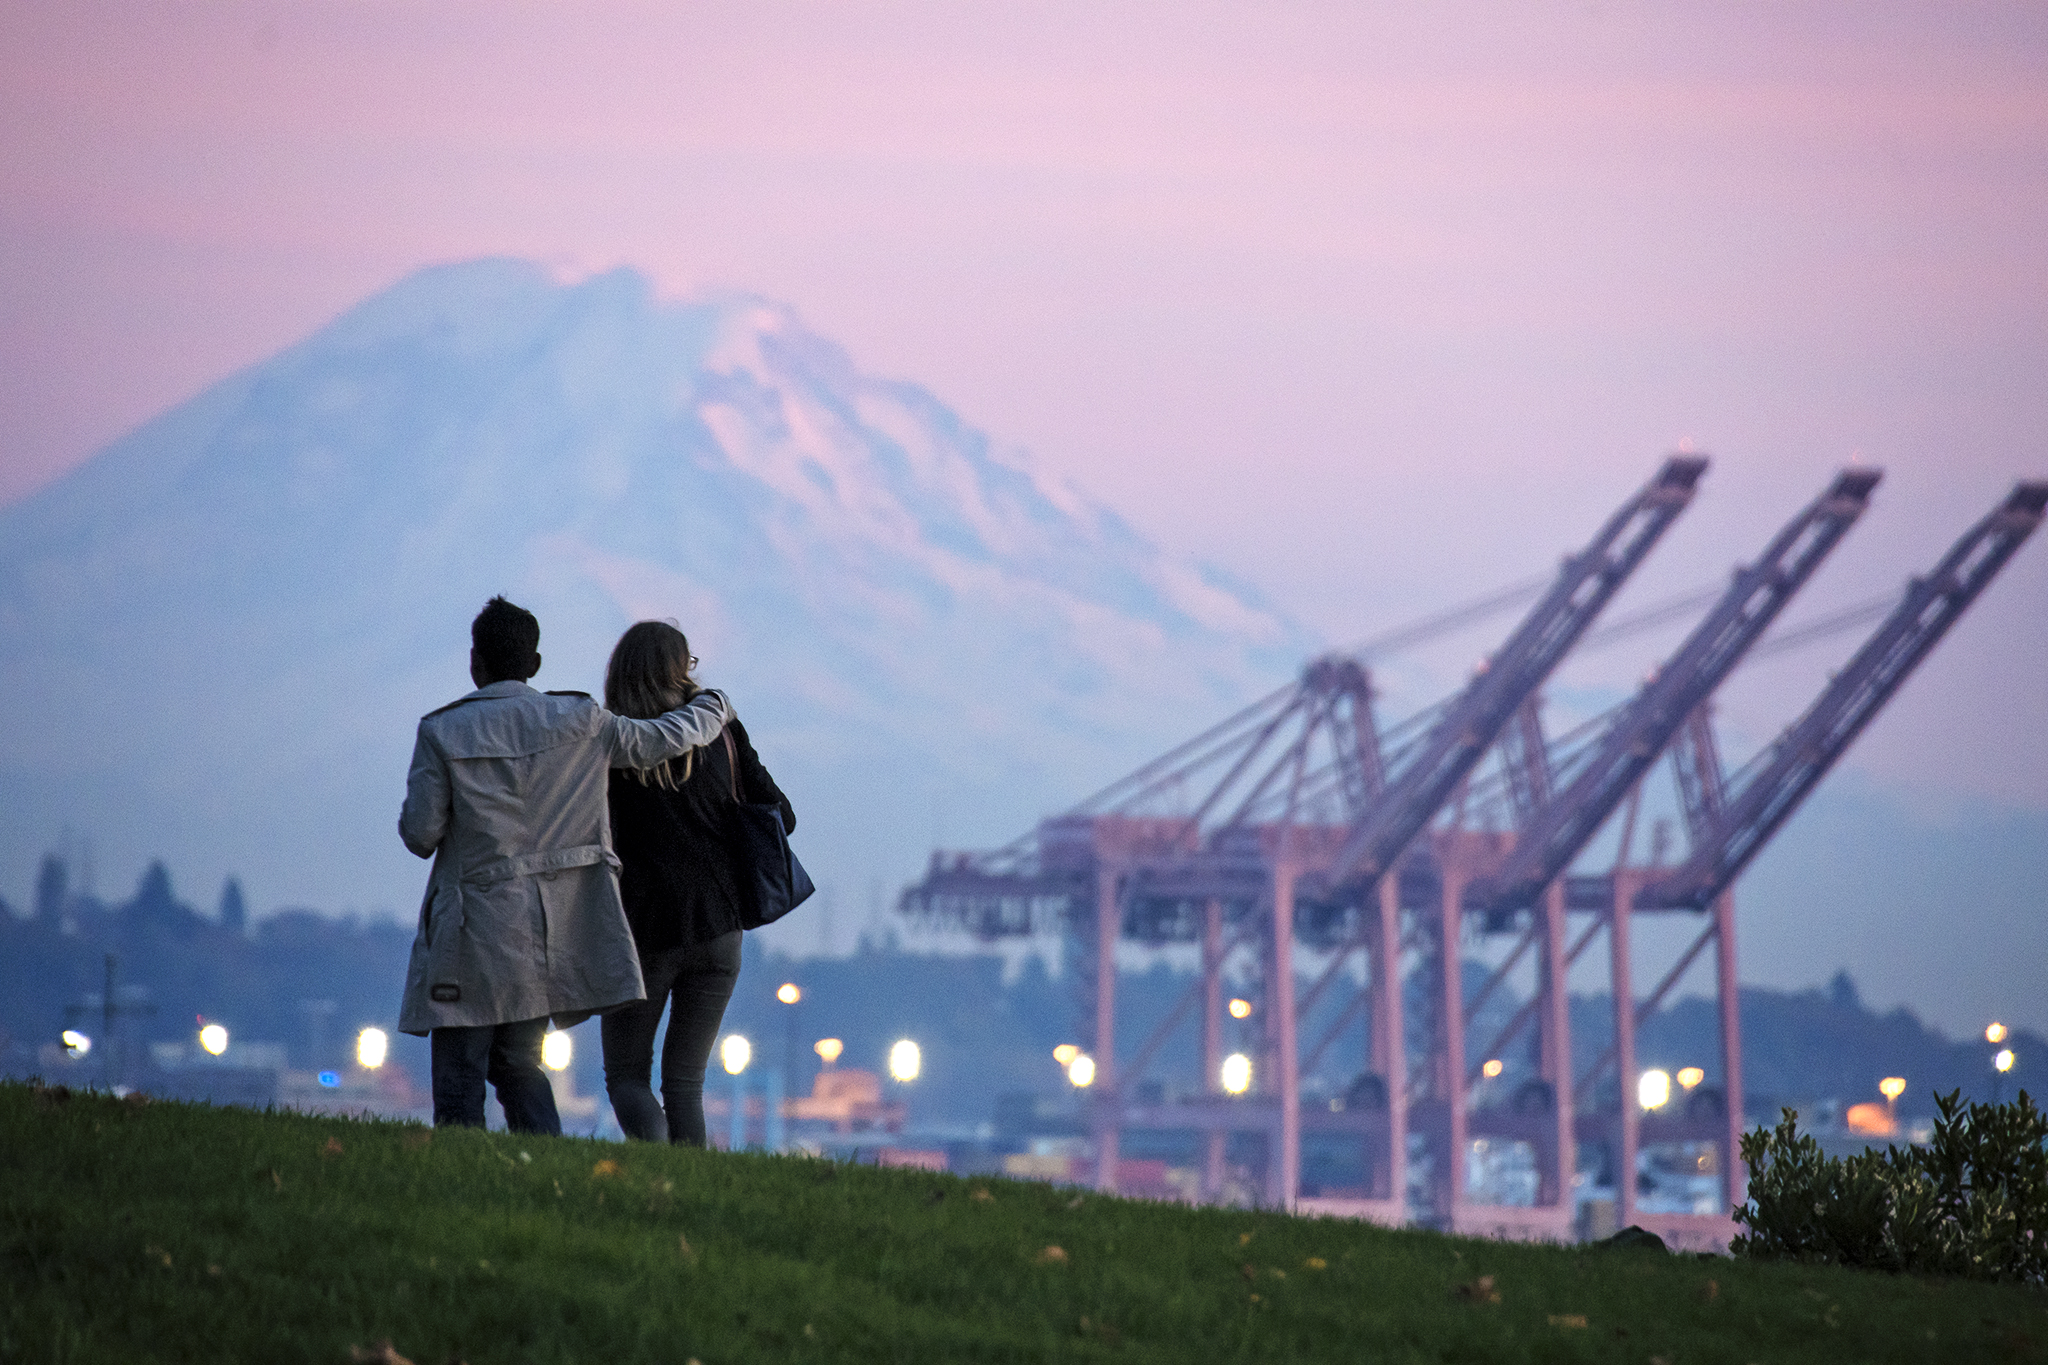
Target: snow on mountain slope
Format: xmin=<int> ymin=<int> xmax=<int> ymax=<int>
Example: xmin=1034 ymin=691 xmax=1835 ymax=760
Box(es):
xmin=0 ymin=259 xmax=1310 ymax=934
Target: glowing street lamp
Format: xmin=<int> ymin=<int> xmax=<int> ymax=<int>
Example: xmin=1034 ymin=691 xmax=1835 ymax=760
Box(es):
xmin=1053 ymin=1043 xmax=1081 ymax=1067
xmin=1676 ymin=1067 xmax=1706 ymax=1091
xmin=1985 ymin=1044 xmax=2017 ymax=1106
xmin=198 ymin=1023 xmax=230 ymax=1057
xmin=541 ymin=1029 xmax=573 ymax=1071
xmin=1481 ymin=1058 xmax=1504 ymax=1080
xmin=813 ymin=1037 xmax=844 ymax=1068
xmin=1637 ymin=1068 xmax=1672 ymax=1111
xmin=1227 ymin=998 xmax=1254 ymax=1020
xmin=888 ymin=1039 xmax=921 ymax=1083
xmin=1220 ymin=1052 xmax=1253 ymax=1095
xmin=719 ymin=1035 xmax=754 ymax=1151
xmin=774 ymin=982 xmax=803 ymax=1080
xmin=720 ymin=1034 xmax=752 ymax=1076
xmin=1067 ymin=1053 xmax=1097 ymax=1088
xmin=356 ymin=1027 xmax=389 ymax=1069
xmin=61 ymin=1030 xmax=91 ymax=1059
xmin=1987 ymin=1022 xmax=2009 ymax=1045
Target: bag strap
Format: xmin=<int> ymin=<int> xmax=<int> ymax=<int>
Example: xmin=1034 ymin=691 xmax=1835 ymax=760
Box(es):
xmin=720 ymin=726 xmax=742 ymax=805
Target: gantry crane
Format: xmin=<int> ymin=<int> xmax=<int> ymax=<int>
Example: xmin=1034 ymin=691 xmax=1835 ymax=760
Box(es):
xmin=899 ymin=467 xmax=2041 ymax=1244
xmin=1146 ymin=455 xmax=1707 ymax=1202
xmin=1363 ymin=467 xmax=1883 ymax=1237
xmin=1540 ymin=479 xmax=2048 ymax=1236
xmin=907 ymin=456 xmax=1707 ymax=1203
xmin=1436 ymin=478 xmax=2045 ymax=1241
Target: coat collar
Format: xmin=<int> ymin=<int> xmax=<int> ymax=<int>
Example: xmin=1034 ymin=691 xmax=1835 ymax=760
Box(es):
xmin=423 ymin=679 xmax=536 ymax=719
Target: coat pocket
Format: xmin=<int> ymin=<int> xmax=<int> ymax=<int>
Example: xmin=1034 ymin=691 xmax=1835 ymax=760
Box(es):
xmin=423 ymin=884 xmax=470 ymax=994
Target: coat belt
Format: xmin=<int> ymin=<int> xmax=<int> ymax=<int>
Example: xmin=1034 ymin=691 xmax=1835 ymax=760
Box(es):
xmin=463 ymin=843 xmax=620 ymax=886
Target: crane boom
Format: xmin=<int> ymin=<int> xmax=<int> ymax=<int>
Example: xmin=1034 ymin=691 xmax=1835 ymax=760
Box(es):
xmin=1328 ymin=454 xmax=1708 ymax=887
xmin=1477 ymin=467 xmax=1881 ymax=912
xmin=1640 ymin=479 xmax=2047 ymax=911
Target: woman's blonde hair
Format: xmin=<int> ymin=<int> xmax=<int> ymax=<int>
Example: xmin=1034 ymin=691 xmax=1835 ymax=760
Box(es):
xmin=604 ymin=620 xmax=705 ymax=789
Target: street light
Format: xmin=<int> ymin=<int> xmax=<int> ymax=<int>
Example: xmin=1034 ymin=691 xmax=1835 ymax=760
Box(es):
xmin=1481 ymin=1058 xmax=1504 ymax=1079
xmin=1053 ymin=1043 xmax=1081 ymax=1067
xmin=61 ymin=1030 xmax=91 ymax=1059
xmin=356 ymin=1027 xmax=389 ymax=1069
xmin=1220 ymin=1052 xmax=1252 ymax=1095
xmin=1228 ymin=998 xmax=1253 ymax=1020
xmin=541 ymin=1030 xmax=573 ymax=1071
xmin=888 ymin=1039 xmax=921 ymax=1083
xmin=198 ymin=1023 xmax=229 ymax=1057
xmin=1637 ymin=1068 xmax=1672 ymax=1111
xmin=1987 ymin=1022 xmax=2009 ymax=1045
xmin=1995 ymin=1049 xmax=2016 ymax=1074
xmin=721 ymin=1034 xmax=752 ymax=1076
xmin=814 ymin=1037 xmax=843 ymax=1068
xmin=775 ymin=982 xmax=802 ymax=1084
xmin=1067 ymin=1054 xmax=1097 ymax=1088
xmin=1676 ymin=1067 xmax=1706 ymax=1091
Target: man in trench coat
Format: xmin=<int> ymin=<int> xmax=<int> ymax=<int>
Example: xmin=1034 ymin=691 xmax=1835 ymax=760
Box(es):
xmin=397 ymin=596 xmax=731 ymax=1133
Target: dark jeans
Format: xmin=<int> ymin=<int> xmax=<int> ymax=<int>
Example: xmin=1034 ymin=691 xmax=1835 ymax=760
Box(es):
xmin=431 ymin=1017 xmax=563 ymax=1135
xmin=602 ymin=930 xmax=742 ymax=1146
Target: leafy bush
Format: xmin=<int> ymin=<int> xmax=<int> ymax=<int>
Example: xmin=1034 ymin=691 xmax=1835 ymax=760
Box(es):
xmin=1733 ymin=1088 xmax=2046 ymax=1282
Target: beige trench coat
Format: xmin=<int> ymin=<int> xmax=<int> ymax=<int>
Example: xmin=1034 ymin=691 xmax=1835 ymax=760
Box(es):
xmin=396 ymin=681 xmax=731 ymax=1035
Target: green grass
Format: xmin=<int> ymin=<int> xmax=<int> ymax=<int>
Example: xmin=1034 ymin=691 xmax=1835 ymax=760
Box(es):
xmin=2 ymin=1082 xmax=2043 ymax=1364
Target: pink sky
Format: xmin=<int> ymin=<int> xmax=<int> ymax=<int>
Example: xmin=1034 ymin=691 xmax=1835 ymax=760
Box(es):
xmin=3 ymin=0 xmax=2045 ymax=809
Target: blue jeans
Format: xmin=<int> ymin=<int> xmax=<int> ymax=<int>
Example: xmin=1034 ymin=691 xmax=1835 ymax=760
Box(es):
xmin=431 ymin=1016 xmax=562 ymax=1135
xmin=602 ymin=931 xmax=742 ymax=1146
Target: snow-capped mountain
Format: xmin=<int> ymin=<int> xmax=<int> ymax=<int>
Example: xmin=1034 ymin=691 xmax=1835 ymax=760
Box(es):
xmin=0 ymin=259 xmax=1310 ymax=934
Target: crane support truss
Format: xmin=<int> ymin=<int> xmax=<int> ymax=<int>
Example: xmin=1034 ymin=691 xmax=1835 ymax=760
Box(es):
xmin=1327 ymin=455 xmax=1706 ymax=888
xmin=899 ymin=469 xmax=2042 ymax=1249
xmin=1475 ymin=467 xmax=1881 ymax=916
xmin=1638 ymin=479 xmax=2048 ymax=911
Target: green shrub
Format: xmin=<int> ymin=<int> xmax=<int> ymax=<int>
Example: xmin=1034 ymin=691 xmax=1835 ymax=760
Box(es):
xmin=1732 ymin=1088 xmax=2046 ymax=1282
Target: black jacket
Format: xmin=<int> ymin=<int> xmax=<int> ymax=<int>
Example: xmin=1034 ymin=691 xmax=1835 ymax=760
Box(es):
xmin=608 ymin=717 xmax=795 ymax=956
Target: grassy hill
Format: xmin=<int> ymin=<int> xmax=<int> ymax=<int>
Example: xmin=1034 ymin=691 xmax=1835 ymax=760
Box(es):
xmin=2 ymin=1082 xmax=2042 ymax=1364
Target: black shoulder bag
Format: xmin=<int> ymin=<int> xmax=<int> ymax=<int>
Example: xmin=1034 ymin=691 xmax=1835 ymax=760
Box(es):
xmin=721 ymin=727 xmax=815 ymax=929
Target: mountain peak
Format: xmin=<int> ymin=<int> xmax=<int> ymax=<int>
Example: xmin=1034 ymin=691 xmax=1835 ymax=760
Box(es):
xmin=0 ymin=259 xmax=1310 ymax=932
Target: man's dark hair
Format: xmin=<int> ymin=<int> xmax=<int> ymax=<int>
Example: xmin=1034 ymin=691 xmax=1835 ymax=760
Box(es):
xmin=472 ymin=596 xmax=541 ymax=680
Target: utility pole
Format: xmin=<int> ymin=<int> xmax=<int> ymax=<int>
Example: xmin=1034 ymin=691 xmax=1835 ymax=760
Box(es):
xmin=63 ymin=953 xmax=155 ymax=1091
xmin=298 ymin=999 xmax=338 ymax=1072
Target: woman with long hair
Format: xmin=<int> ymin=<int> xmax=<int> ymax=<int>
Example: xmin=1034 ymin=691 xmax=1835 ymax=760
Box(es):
xmin=600 ymin=620 xmax=795 ymax=1145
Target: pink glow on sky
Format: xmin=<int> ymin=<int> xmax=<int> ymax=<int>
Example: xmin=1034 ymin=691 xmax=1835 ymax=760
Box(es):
xmin=2 ymin=0 xmax=2044 ymax=809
